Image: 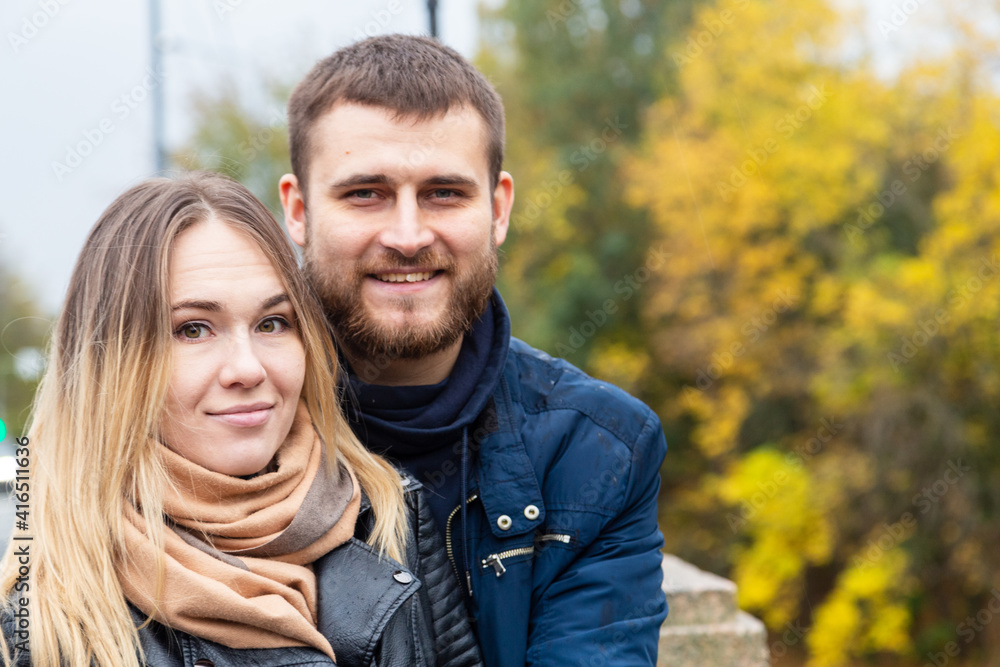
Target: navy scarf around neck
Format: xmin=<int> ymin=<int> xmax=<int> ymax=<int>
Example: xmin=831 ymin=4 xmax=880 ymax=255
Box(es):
xmin=340 ymin=290 xmax=510 ymax=545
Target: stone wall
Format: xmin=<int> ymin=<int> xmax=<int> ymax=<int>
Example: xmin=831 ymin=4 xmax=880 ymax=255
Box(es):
xmin=659 ymin=554 xmax=770 ymax=666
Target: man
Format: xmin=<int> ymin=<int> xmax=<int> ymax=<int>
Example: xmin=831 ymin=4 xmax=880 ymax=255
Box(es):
xmin=279 ymin=34 xmax=668 ymax=666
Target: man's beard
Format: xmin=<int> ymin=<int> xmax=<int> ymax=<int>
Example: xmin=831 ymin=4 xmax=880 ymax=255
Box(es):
xmin=303 ymin=236 xmax=498 ymax=363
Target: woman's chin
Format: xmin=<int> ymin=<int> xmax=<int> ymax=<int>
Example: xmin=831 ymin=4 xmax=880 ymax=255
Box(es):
xmin=198 ymin=446 xmax=280 ymax=478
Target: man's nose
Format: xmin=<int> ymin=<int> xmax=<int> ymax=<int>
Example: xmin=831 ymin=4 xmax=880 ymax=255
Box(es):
xmin=378 ymin=192 xmax=435 ymax=257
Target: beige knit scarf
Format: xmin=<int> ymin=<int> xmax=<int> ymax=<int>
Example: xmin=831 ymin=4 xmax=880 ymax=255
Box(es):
xmin=118 ymin=402 xmax=359 ymax=661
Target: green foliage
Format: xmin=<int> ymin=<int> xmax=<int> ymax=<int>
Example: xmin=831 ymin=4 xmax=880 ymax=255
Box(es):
xmin=477 ymin=0 xmax=698 ymax=378
xmin=0 ymin=261 xmax=50 ymax=443
xmin=174 ymin=82 xmax=291 ymax=216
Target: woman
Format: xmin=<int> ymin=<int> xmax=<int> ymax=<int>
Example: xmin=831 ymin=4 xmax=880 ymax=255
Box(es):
xmin=0 ymin=172 xmax=480 ymax=666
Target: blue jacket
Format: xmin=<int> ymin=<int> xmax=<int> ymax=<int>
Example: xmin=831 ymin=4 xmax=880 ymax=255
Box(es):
xmin=346 ymin=293 xmax=668 ymax=666
xmin=456 ymin=339 xmax=668 ymax=666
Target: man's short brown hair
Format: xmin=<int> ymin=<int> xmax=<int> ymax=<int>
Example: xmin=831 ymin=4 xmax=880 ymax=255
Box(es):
xmin=288 ymin=34 xmax=505 ymax=197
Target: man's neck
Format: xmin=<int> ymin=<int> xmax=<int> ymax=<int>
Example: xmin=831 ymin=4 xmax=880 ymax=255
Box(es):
xmin=343 ymin=337 xmax=464 ymax=387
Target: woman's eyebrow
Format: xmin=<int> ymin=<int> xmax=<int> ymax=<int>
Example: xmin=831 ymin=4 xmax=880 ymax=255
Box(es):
xmin=170 ymin=294 xmax=289 ymax=312
xmin=171 ymin=299 xmax=220 ymax=312
xmin=261 ymin=294 xmax=290 ymax=310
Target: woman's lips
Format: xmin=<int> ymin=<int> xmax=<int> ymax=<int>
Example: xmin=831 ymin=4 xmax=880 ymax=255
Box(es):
xmin=209 ymin=405 xmax=273 ymax=427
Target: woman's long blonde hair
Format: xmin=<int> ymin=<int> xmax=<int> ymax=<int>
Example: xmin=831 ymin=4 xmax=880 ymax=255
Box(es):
xmin=0 ymin=172 xmax=407 ymax=666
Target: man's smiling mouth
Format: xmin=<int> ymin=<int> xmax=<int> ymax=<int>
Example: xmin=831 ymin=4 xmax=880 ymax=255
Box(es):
xmin=373 ymin=271 xmax=437 ymax=283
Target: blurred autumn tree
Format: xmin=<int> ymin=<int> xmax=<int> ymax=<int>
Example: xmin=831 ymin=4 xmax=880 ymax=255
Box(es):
xmin=477 ymin=0 xmax=698 ymax=395
xmin=625 ymin=0 xmax=1000 ymax=664
xmin=173 ymin=82 xmax=291 ymax=215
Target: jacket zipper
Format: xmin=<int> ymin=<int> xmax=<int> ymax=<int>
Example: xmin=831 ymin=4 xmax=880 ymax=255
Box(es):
xmin=446 ymin=493 xmax=479 ymax=597
xmin=481 ymin=533 xmax=573 ymax=577
xmin=481 ymin=545 xmax=535 ymax=577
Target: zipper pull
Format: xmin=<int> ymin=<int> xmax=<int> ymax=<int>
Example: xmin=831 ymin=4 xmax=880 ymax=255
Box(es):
xmin=482 ymin=553 xmax=507 ymax=577
xmin=466 ymin=570 xmax=474 ymax=596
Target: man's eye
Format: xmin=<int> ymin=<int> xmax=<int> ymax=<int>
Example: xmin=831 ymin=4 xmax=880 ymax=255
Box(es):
xmin=175 ymin=323 xmax=209 ymax=340
xmin=352 ymin=189 xmax=377 ymax=200
xmin=258 ymin=317 xmax=291 ymax=334
xmin=432 ymin=189 xmax=456 ymax=199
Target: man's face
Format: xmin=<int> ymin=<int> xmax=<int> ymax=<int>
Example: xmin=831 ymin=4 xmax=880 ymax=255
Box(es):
xmin=281 ymin=103 xmax=513 ymax=363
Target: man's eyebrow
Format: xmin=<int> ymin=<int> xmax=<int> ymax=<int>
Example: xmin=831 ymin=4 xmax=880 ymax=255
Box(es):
xmin=171 ymin=294 xmax=290 ymax=312
xmin=328 ymin=174 xmax=480 ymax=191
xmin=330 ymin=174 xmax=393 ymax=190
xmin=423 ymin=175 xmax=478 ymax=189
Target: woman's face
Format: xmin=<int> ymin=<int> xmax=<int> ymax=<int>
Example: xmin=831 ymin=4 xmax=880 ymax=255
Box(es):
xmin=160 ymin=219 xmax=306 ymax=476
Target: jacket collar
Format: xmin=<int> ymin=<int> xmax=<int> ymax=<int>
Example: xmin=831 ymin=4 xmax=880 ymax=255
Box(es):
xmin=315 ymin=538 xmax=421 ymax=666
xmin=474 ymin=345 xmax=546 ymax=540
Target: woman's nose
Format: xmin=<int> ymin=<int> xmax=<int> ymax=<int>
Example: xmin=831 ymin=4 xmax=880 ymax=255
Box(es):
xmin=218 ymin=335 xmax=266 ymax=388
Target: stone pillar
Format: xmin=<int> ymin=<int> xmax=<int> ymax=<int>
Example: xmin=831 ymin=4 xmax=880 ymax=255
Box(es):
xmin=658 ymin=554 xmax=770 ymax=666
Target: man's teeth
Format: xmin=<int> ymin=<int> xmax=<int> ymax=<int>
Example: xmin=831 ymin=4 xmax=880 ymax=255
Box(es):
xmin=375 ymin=271 xmax=435 ymax=283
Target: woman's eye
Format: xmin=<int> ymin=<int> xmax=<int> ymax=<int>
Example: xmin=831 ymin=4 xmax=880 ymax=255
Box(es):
xmin=258 ymin=317 xmax=290 ymax=334
xmin=176 ymin=323 xmax=209 ymax=340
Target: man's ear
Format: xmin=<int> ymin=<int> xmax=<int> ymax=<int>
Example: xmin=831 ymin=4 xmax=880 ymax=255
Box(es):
xmin=279 ymin=173 xmax=307 ymax=247
xmin=492 ymin=171 xmax=514 ymax=248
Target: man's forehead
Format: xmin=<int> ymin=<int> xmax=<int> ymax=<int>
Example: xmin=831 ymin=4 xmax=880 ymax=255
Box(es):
xmin=308 ymin=103 xmax=490 ymax=181
xmin=324 ymin=100 xmax=478 ymax=124
xmin=335 ymin=100 xmax=475 ymax=125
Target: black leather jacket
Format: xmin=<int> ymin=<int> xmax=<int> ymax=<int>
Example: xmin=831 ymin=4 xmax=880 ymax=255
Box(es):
xmin=3 ymin=480 xmax=482 ymax=667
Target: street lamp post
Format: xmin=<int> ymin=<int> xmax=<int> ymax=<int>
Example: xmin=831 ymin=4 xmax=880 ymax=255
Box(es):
xmin=427 ymin=0 xmax=439 ymax=38
xmin=150 ymin=0 xmax=166 ymax=173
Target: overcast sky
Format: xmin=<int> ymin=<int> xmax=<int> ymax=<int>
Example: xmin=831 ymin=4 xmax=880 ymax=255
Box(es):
xmin=0 ymin=0 xmax=480 ymax=314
